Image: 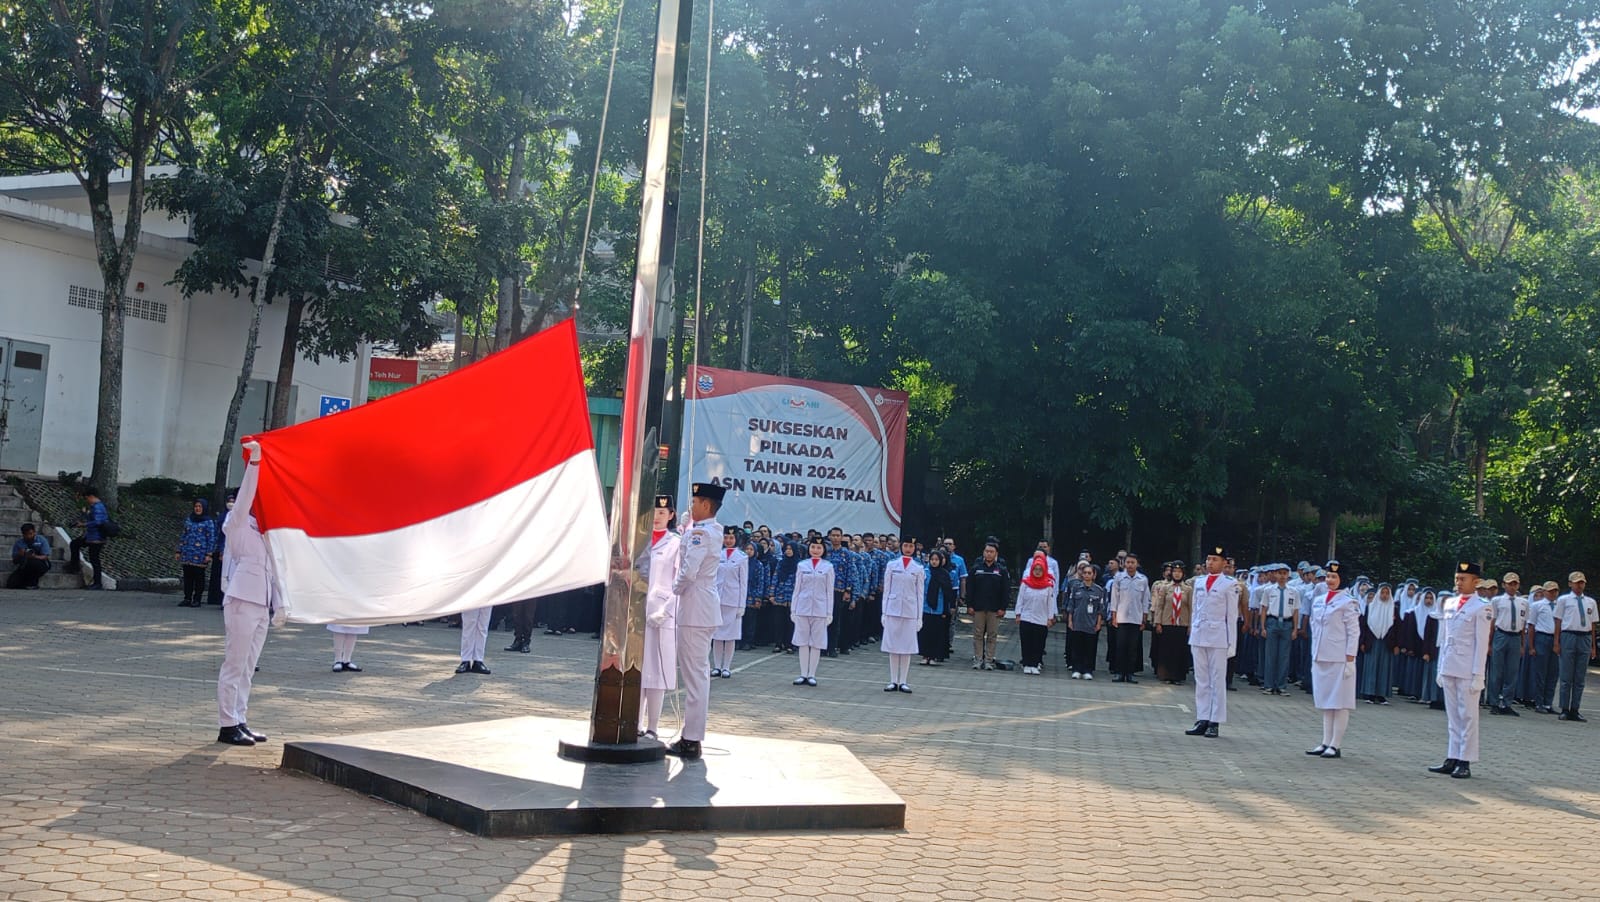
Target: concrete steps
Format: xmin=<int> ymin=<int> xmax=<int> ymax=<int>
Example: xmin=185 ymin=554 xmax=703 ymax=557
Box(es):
xmin=0 ymin=481 xmax=85 ymax=589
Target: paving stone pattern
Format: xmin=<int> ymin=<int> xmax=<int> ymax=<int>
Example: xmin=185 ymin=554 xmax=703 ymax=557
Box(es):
xmin=1 ymin=589 xmax=1596 ymax=901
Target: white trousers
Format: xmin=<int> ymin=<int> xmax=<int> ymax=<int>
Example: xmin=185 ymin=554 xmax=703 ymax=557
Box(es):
xmin=1193 ymin=646 xmax=1229 ymax=724
xmin=1440 ymin=675 xmax=1480 ymax=763
xmin=676 ymin=625 xmax=715 ymax=741
xmin=217 ymin=599 xmax=269 ymax=727
xmin=459 ymin=607 xmax=491 ymax=662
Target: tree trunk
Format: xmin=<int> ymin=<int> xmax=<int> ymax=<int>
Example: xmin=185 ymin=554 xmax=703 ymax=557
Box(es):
xmin=1378 ymin=492 xmax=1395 ymax=575
xmin=740 ymin=260 xmax=754 ymax=370
xmin=212 ymin=146 xmax=301 ymax=510
xmin=1318 ymin=506 xmax=1339 ymax=561
xmin=1253 ymin=491 xmax=1266 ymax=562
xmin=1123 ymin=521 xmax=1134 ymax=554
xmin=1188 ymin=521 xmax=1203 ymax=565
xmin=269 ymin=293 xmax=307 ymax=430
xmin=493 ymin=111 xmax=528 ymax=351
xmin=1041 ymin=480 xmax=1055 ymax=545
xmin=85 ymin=158 xmax=145 ymax=511
xmin=1472 ymin=434 xmax=1488 ymax=519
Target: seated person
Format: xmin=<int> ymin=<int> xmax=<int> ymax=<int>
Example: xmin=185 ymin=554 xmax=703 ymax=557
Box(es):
xmin=8 ymin=523 xmax=52 ymax=589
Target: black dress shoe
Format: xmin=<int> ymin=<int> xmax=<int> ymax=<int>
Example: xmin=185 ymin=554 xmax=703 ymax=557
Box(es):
xmin=239 ymin=723 xmax=267 ymax=742
xmin=1125 ymin=677 xmax=1138 ymax=684
xmin=455 ymin=661 xmax=471 ymax=674
xmin=1185 ymin=721 xmax=1209 ymax=736
xmin=1450 ymin=763 xmax=1472 ymax=779
xmin=897 ymin=684 xmax=913 ymax=693
xmin=1571 ymin=711 xmax=1587 ymax=722
xmin=1427 ymin=758 xmax=1459 ymax=774
xmin=825 ymin=649 xmax=838 ymax=658
xmin=504 ymin=641 xmax=523 ymax=652
xmin=665 ymin=738 xmax=702 ymax=760
xmin=343 ymin=663 xmax=362 ymax=673
xmin=1204 ymin=724 xmax=1219 ymax=738
xmin=1306 ymin=745 xmax=1328 ymax=756
xmin=217 ymin=726 xmax=255 ymax=746
xmin=1500 ymin=706 xmax=1520 ymax=717
xmin=470 ymin=661 xmax=491 ymax=675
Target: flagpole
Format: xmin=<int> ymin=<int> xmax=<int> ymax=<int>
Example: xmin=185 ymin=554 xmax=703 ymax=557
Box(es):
xmin=562 ymin=0 xmax=697 ymax=761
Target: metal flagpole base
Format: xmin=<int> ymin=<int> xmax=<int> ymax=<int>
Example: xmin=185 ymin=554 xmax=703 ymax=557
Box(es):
xmin=556 ymin=737 xmax=667 ymax=764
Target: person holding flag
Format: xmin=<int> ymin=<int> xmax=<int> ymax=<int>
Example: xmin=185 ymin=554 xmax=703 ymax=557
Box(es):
xmin=215 ymin=440 xmax=276 ymax=747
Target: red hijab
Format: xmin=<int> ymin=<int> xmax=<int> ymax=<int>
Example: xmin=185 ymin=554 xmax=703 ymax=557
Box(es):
xmin=1021 ymin=552 xmax=1055 ymax=590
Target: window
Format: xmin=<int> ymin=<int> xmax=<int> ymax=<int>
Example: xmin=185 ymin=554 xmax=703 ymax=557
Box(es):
xmin=67 ymin=285 xmax=168 ymax=323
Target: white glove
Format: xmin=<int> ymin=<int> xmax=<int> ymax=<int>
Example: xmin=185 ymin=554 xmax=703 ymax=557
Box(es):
xmin=677 ymin=511 xmax=692 ymax=531
xmin=1435 ymin=672 xmax=1445 ymax=688
xmin=647 ymin=610 xmax=667 ymax=627
xmin=242 ymin=439 xmax=262 ymax=463
xmin=270 ymin=605 xmax=287 ymax=628
xmin=1471 ymin=676 xmax=1485 ymax=694
xmin=825 ymin=615 xmax=834 ymax=626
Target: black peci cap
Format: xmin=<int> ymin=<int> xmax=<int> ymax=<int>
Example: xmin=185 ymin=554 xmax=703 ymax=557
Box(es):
xmin=692 ymin=482 xmax=727 ymax=502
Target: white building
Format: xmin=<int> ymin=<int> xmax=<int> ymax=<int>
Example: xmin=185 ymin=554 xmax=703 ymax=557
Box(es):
xmin=0 ymin=168 xmax=368 ymax=485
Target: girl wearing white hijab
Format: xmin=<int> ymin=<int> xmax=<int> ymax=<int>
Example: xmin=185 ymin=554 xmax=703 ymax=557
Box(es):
xmin=1307 ymin=562 xmax=1361 ymax=758
xmin=1406 ymin=589 xmax=1444 ymax=708
xmin=1358 ymin=582 xmax=1398 ymax=704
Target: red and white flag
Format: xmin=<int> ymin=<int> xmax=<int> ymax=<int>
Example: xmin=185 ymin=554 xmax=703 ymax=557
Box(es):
xmin=241 ymin=319 xmax=608 ymax=625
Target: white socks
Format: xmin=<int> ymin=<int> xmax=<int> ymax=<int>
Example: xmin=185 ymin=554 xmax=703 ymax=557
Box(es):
xmin=642 ymin=687 xmax=665 ymax=733
xmin=332 ymin=633 xmax=357 ymax=664
xmin=889 ymin=654 xmax=912 ymax=684
xmin=1322 ymin=709 xmax=1351 ymax=747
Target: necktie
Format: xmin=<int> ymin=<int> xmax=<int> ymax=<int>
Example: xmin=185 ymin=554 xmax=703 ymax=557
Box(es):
xmin=1509 ymin=598 xmax=1518 ymax=632
xmin=1277 ymin=587 xmax=1286 ymax=619
xmin=1581 ymin=597 xmax=1590 ymax=629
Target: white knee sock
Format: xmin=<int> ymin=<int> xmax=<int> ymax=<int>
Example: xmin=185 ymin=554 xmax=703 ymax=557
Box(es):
xmin=1321 ymin=710 xmax=1334 ymax=745
xmin=892 ymin=654 xmax=911 ymax=684
xmin=642 ymin=688 xmax=664 ymax=732
xmin=1331 ymin=709 xmax=1350 ymax=748
xmin=900 ymin=655 xmax=914 ymax=684
xmin=804 ymin=646 xmax=821 ymax=677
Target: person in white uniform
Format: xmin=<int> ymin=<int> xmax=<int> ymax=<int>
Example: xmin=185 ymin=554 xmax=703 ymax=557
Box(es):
xmin=1306 ymin=561 xmax=1360 ymax=758
xmin=327 ymin=622 xmax=368 ymax=672
xmin=1427 ymin=562 xmax=1494 ymax=779
xmin=667 ymin=482 xmax=726 ymax=760
xmin=710 ymin=526 xmax=749 ymax=679
xmin=640 ymin=495 xmax=680 ymax=740
xmin=790 ymin=537 xmax=835 ymax=686
xmin=879 ymin=537 xmax=925 ymax=692
xmin=455 ymin=606 xmax=492 ymax=675
xmin=1186 ymin=545 xmax=1236 ymax=738
xmin=216 ymin=440 xmax=276 ymax=747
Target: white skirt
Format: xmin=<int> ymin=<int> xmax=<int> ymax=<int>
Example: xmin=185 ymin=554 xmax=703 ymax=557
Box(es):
xmin=881 ymin=615 xmax=921 ymax=654
xmin=792 ymin=614 xmax=829 ymax=649
xmin=1313 ymin=659 xmax=1358 ymax=710
xmin=326 ymin=623 xmax=369 ymax=635
xmin=713 ymin=605 xmax=744 ymax=641
xmin=642 ymin=623 xmax=677 ymax=690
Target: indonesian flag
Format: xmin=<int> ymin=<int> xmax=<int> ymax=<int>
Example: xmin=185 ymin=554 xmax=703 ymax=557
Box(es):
xmin=242 ymin=319 xmax=608 ymax=625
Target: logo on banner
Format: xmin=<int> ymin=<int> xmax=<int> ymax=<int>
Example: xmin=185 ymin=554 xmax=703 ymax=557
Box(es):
xmin=873 ymin=392 xmax=885 ymax=406
xmin=787 ymin=396 xmax=819 ymax=409
xmin=319 ymin=396 xmax=352 ymax=417
xmin=697 ymin=372 xmax=715 ymax=394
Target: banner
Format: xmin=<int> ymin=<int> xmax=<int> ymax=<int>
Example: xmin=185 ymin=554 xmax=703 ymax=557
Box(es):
xmin=678 ymin=366 xmax=907 ymax=534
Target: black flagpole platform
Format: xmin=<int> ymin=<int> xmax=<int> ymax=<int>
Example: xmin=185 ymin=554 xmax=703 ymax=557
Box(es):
xmin=281 ymin=716 xmax=904 ymax=837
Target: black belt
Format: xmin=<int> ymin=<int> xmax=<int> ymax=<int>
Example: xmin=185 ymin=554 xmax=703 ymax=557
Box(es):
xmin=1497 ymin=628 xmax=1522 ymax=635
xmin=1562 ymin=629 xmax=1592 ymax=636
xmin=1266 ymin=615 xmax=1292 ymax=621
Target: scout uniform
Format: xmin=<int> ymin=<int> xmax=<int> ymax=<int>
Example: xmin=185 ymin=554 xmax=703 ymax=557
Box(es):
xmin=1487 ymin=573 xmax=1529 ymax=714
xmin=1526 ymin=584 xmax=1560 ymax=712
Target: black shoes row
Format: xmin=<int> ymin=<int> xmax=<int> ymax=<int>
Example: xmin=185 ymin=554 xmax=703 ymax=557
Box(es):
xmin=454 ymin=660 xmax=491 ymax=675
xmin=217 ymin=724 xmax=266 ymax=746
xmin=331 ymin=662 xmax=362 ymax=672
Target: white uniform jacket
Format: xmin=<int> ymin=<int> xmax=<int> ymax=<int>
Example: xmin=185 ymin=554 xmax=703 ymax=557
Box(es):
xmin=1188 ymin=573 xmax=1238 ymax=653
xmin=642 ymin=531 xmax=681 ymax=628
xmin=790 ymin=558 xmax=835 ymax=619
xmin=715 ymin=547 xmax=749 ymax=613
xmin=1309 ymin=589 xmax=1360 ymax=662
xmin=880 ymin=557 xmax=925 ymax=620
xmin=1438 ymin=594 xmax=1493 ymax=682
xmin=672 ymin=518 xmax=723 ymax=628
xmin=220 ymin=467 xmax=278 ymax=610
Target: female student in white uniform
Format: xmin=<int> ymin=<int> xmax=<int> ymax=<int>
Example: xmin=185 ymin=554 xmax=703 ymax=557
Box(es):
xmin=790 ymin=537 xmax=834 ymax=686
xmin=640 ymin=495 xmax=680 ymax=740
xmin=710 ymin=527 xmax=749 ymax=678
xmin=1307 ymin=561 xmax=1361 ymax=758
xmin=879 ymin=537 xmax=925 ymax=693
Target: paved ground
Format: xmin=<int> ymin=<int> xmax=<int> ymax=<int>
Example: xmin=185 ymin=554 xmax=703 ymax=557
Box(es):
xmin=2 ymin=589 xmax=1596 ymax=901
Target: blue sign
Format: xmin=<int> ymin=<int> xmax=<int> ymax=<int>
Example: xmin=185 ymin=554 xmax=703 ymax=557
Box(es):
xmin=320 ymin=395 xmax=352 ymax=417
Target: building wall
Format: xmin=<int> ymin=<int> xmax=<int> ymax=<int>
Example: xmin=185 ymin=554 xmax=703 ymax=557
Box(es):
xmin=0 ymin=206 xmax=366 ymax=484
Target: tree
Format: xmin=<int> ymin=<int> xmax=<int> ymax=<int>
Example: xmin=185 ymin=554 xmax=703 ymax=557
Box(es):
xmin=0 ymin=0 xmax=248 ymax=506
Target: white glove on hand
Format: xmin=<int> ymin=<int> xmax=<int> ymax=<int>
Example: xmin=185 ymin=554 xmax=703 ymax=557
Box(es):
xmin=647 ymin=610 xmax=667 ymax=627
xmin=270 ymin=605 xmax=287 ymax=628
xmin=677 ymin=511 xmax=692 ymax=531
xmin=243 ymin=439 xmax=262 ymax=463
xmin=1435 ymin=672 xmax=1446 ymax=688
xmin=825 ymin=615 xmax=834 ymax=626
xmin=1471 ymin=676 xmax=1485 ymax=694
